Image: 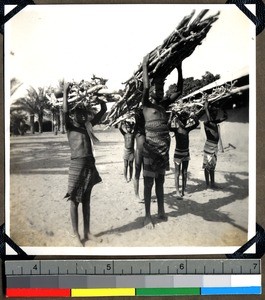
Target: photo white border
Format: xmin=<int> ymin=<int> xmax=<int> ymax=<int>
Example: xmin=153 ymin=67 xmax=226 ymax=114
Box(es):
xmin=5 ymin=3 xmax=256 ymax=256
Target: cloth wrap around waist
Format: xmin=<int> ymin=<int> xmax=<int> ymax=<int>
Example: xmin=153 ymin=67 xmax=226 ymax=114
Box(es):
xmin=143 ymin=119 xmax=170 ymax=173
xmin=123 ymin=148 xmax=135 ymax=162
xmin=174 ymin=148 xmax=190 ymax=165
xmin=202 ymin=140 xmax=218 ymax=171
xmin=64 ymin=156 xmax=102 ymax=203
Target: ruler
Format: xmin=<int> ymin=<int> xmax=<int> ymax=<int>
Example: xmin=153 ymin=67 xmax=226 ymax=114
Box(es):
xmin=5 ymin=259 xmax=262 ymax=297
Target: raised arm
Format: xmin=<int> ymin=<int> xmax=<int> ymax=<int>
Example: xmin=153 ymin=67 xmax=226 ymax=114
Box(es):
xmin=91 ymin=100 xmax=107 ymax=126
xmin=168 ymin=63 xmax=183 ymax=103
xmin=187 ymin=113 xmax=200 ymax=130
xmin=63 ymin=82 xmax=71 ymax=113
xmin=119 ymin=122 xmax=126 ymax=135
xmin=168 ymin=112 xmax=179 ymax=131
xmin=204 ymin=95 xmax=211 ymax=122
xmin=142 ymin=54 xmax=151 ymax=106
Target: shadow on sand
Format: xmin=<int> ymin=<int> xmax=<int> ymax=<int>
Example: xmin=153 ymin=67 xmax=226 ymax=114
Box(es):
xmin=165 ymin=171 xmax=248 ymax=233
xmin=96 ymin=171 xmax=248 ymax=238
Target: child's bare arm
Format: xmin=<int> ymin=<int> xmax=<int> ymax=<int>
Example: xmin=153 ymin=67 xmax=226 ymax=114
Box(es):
xmin=63 ymin=82 xmax=71 ymax=113
xmin=167 ymin=63 xmax=183 ymax=103
xmin=119 ymin=123 xmax=126 ymax=135
xmin=187 ymin=113 xmax=200 ymax=130
xmin=204 ymin=96 xmax=211 ymax=121
xmin=142 ymin=54 xmax=151 ymax=107
xmin=91 ymin=101 xmax=107 ymax=126
xmin=63 ymin=82 xmax=72 ymax=130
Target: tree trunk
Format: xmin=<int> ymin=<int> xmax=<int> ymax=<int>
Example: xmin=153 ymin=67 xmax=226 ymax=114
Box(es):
xmin=30 ymin=114 xmax=35 ymax=134
xmin=38 ymin=113 xmax=43 ymax=133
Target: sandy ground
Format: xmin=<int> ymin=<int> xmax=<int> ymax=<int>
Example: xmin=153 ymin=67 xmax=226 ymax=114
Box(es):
xmin=8 ymin=117 xmax=250 ymax=253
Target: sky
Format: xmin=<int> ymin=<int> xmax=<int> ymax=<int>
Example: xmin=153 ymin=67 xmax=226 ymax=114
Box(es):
xmin=5 ymin=4 xmax=255 ymax=100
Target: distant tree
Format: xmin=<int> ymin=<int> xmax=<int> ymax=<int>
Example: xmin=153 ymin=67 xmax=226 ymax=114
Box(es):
xmin=10 ymin=77 xmax=23 ymax=96
xmin=45 ymin=80 xmax=65 ymax=134
xmin=12 ymin=86 xmax=50 ymax=134
xmin=10 ymin=109 xmax=28 ymax=136
xmin=10 ymin=78 xmax=27 ymax=135
xmin=166 ymin=71 xmax=220 ymax=100
xmin=201 ymin=71 xmax=220 ymax=86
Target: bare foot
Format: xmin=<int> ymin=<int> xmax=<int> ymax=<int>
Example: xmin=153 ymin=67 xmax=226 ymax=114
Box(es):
xmin=144 ymin=216 xmax=154 ymax=229
xmin=135 ymin=194 xmax=144 ymax=203
xmin=175 ymin=193 xmax=183 ymax=200
xmin=68 ymin=231 xmax=82 ymax=245
xmin=83 ymin=233 xmax=103 ymax=245
xmin=135 ymin=193 xmax=140 ymax=199
xmin=158 ymin=213 xmax=168 ymax=222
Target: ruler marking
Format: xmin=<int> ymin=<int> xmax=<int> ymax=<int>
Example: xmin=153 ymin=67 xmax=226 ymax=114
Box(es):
xmin=5 ymin=259 xmax=262 ymax=286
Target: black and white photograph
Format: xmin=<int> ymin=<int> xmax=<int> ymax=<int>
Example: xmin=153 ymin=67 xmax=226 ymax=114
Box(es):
xmin=5 ymin=4 xmax=256 ymax=256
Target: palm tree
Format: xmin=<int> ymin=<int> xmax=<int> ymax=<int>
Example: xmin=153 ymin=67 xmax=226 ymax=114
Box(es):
xmin=12 ymin=86 xmax=49 ymax=134
xmin=10 ymin=78 xmax=28 ymax=135
xmin=10 ymin=77 xmax=23 ymax=96
xmin=10 ymin=108 xmax=28 ymax=135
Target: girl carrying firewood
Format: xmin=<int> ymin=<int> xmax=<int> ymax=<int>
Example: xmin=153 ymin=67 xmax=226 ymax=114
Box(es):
xmin=169 ymin=108 xmax=199 ymax=198
xmin=141 ymin=54 xmax=183 ymax=229
xmin=133 ymin=108 xmax=146 ymax=200
xmin=119 ymin=119 xmax=136 ymax=183
xmin=63 ymin=82 xmax=107 ymax=246
xmin=203 ymin=96 xmax=227 ymax=189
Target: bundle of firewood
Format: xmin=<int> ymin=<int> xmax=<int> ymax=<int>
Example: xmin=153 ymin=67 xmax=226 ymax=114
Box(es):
xmin=168 ymin=80 xmax=248 ymax=118
xmin=106 ymin=9 xmax=220 ymax=126
xmin=46 ymin=75 xmax=120 ymax=111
